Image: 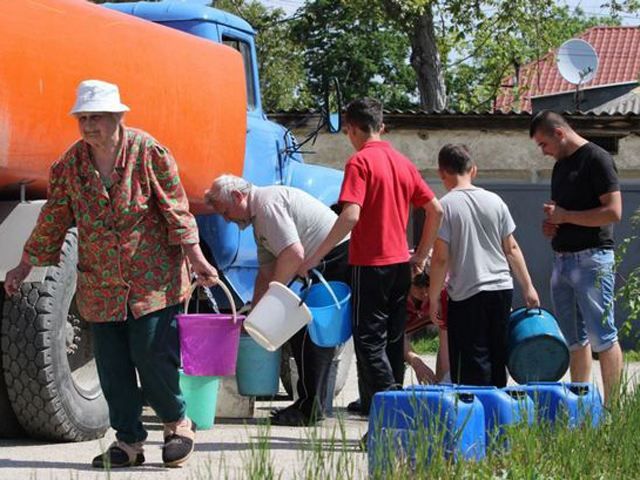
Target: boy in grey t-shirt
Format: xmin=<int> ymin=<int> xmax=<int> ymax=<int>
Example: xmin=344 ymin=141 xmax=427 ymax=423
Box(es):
xmin=428 ymin=144 xmax=539 ymax=387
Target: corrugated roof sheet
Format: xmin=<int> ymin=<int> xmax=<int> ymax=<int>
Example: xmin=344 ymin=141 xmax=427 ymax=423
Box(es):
xmin=268 ymin=108 xmax=639 ymax=117
xmin=588 ymin=86 xmax=640 ymax=114
xmin=495 ymin=26 xmax=640 ymax=113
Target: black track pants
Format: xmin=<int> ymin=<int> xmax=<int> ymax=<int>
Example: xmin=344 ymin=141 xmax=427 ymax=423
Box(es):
xmin=351 ymin=262 xmax=411 ymax=414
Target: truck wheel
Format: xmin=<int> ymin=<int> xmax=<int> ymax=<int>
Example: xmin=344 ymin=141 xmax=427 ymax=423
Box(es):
xmin=0 ymin=288 xmax=25 ymax=438
xmin=0 ymin=230 xmax=109 ymax=441
xmin=280 ymin=337 xmax=354 ymax=399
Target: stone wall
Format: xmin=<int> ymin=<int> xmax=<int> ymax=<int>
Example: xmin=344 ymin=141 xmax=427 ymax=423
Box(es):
xmin=273 ymin=112 xmax=640 ymax=182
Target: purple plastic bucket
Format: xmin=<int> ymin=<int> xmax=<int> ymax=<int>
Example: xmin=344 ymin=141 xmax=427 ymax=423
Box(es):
xmin=177 ymin=313 xmax=244 ymax=376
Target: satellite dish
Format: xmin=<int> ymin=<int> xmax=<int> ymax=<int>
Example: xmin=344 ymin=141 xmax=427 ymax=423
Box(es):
xmin=557 ymin=39 xmax=599 ymax=85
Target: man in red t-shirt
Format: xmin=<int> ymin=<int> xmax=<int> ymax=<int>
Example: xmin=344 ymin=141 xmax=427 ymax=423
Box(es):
xmin=300 ymin=97 xmax=443 ymax=415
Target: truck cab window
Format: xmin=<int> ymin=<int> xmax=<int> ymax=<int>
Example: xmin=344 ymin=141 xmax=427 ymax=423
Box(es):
xmin=222 ymin=36 xmax=257 ymax=111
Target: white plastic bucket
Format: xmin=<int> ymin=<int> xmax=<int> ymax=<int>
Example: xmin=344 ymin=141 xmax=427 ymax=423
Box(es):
xmin=243 ymin=281 xmax=312 ymax=351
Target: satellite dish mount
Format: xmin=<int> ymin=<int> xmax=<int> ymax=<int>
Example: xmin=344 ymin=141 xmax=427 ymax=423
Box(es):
xmin=556 ymin=39 xmax=599 ymax=111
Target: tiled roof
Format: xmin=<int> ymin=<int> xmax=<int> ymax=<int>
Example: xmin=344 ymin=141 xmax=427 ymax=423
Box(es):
xmin=494 ymin=26 xmax=640 ymax=113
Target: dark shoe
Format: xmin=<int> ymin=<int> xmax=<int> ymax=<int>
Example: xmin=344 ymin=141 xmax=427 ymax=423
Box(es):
xmin=162 ymin=420 xmax=196 ymax=467
xmin=271 ymin=406 xmax=320 ymax=427
xmin=347 ymin=399 xmax=362 ymax=413
xmin=92 ymin=442 xmax=145 ymax=469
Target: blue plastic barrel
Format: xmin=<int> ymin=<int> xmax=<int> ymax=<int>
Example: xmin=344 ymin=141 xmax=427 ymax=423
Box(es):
xmin=508 ymin=307 xmax=570 ymax=384
xmin=522 ymin=382 xmax=603 ymax=427
xmin=501 ymin=386 xmax=536 ymax=426
xmin=404 ymin=384 xmax=453 ymax=393
xmin=455 ymin=385 xmax=535 ymax=448
xmin=303 ymin=269 xmax=352 ymax=347
xmin=368 ymin=389 xmax=485 ymax=474
xmin=235 ymin=334 xmax=282 ymax=396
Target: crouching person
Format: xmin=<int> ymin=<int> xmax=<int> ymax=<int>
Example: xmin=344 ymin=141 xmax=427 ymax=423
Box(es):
xmin=4 ymin=80 xmax=218 ymax=468
xmin=205 ymin=175 xmax=350 ymax=426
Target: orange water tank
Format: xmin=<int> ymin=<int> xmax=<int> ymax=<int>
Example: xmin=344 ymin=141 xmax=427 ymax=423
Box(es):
xmin=0 ymin=0 xmax=247 ymax=213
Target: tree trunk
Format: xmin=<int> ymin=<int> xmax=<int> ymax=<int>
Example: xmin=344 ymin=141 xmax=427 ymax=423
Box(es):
xmin=409 ymin=7 xmax=447 ymax=111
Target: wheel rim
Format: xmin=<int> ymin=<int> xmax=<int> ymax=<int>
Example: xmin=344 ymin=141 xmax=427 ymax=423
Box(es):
xmin=65 ymin=297 xmax=101 ymax=400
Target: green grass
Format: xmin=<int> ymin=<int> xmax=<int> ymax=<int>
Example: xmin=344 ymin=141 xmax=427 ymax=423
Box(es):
xmin=232 ymin=384 xmax=640 ymax=479
xmin=624 ymin=349 xmax=640 ymax=362
xmin=411 ymin=335 xmax=440 ymax=355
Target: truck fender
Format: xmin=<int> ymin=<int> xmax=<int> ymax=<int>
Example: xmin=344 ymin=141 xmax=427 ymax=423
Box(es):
xmin=0 ymin=201 xmax=47 ymax=283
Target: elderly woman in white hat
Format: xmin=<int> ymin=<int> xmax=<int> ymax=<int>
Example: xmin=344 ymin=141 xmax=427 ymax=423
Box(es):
xmin=4 ymin=79 xmax=217 ymax=468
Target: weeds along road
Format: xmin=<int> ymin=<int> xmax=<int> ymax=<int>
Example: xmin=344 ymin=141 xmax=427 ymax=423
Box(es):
xmin=1 ymin=355 xmax=639 ymax=480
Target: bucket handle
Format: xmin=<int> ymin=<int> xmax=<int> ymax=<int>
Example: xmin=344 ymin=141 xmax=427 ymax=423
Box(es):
xmin=184 ymin=280 xmax=238 ymax=323
xmin=287 ymin=276 xmax=312 ymax=307
xmin=298 ymin=269 xmax=341 ymax=310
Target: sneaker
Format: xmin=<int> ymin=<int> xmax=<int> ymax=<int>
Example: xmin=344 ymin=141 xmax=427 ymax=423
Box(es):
xmin=92 ymin=441 xmax=145 ymax=469
xmin=162 ymin=419 xmax=196 ymax=467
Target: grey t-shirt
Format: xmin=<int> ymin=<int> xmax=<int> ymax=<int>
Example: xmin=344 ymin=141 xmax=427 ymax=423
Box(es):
xmin=438 ymin=187 xmax=515 ymax=301
xmin=248 ymin=185 xmax=344 ymax=265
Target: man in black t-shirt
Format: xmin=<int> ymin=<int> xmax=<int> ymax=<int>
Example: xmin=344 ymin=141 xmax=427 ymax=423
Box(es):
xmin=530 ymin=110 xmax=623 ymax=406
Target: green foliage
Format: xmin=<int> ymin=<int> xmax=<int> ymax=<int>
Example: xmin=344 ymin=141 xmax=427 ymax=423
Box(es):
xmin=87 ymin=0 xmax=630 ymax=112
xmin=614 ymin=209 xmax=640 ymax=347
xmin=216 ymin=0 xmax=313 ymax=111
xmin=444 ymin=3 xmax=620 ymax=111
xmin=299 ymin=0 xmax=621 ymax=111
xmin=291 ymin=0 xmax=418 ymax=109
xmin=411 ymin=334 xmax=440 ymax=354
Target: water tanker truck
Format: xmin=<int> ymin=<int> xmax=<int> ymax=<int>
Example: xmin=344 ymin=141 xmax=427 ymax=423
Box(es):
xmin=0 ymin=0 xmax=348 ymax=441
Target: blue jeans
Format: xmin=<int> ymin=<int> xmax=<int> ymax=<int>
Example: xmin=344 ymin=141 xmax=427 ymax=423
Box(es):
xmin=551 ymin=248 xmax=618 ymax=353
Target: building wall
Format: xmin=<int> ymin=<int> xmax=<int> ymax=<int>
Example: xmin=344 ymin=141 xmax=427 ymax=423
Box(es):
xmin=278 ymin=114 xmax=640 ymax=345
xmin=294 ymin=124 xmax=640 ymax=182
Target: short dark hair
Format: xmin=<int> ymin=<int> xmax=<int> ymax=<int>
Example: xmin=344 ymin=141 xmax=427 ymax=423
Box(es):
xmin=344 ymin=97 xmax=383 ymax=133
xmin=529 ymin=110 xmax=571 ymax=138
xmin=438 ymin=144 xmax=474 ymax=175
xmin=412 ymin=271 xmax=430 ymax=288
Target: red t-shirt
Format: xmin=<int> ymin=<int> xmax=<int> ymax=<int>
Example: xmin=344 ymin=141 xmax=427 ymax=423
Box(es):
xmin=339 ymin=141 xmax=435 ymax=266
xmin=405 ymin=289 xmax=448 ymax=334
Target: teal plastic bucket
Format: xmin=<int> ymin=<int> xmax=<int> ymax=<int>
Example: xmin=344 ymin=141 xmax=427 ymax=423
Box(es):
xmin=303 ymin=269 xmax=352 ymax=347
xmin=179 ymin=371 xmax=220 ymax=430
xmin=508 ymin=307 xmax=569 ymax=384
xmin=236 ymin=334 xmax=282 ymax=396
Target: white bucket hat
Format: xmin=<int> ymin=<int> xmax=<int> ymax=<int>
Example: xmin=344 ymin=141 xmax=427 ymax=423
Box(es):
xmin=70 ymin=79 xmax=130 ymax=115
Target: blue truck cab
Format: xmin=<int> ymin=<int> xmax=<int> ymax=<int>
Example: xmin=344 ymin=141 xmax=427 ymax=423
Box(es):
xmin=105 ymin=0 xmax=344 ymax=303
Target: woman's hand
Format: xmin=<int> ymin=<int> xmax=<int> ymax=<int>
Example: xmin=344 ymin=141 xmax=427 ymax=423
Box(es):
xmin=4 ymin=260 xmax=33 ymax=296
xmin=183 ymin=244 xmax=218 ymax=287
xmin=191 ymin=259 xmax=218 ymax=287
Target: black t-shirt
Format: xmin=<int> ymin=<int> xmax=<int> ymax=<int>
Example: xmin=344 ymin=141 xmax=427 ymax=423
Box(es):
xmin=551 ymin=142 xmax=619 ymax=252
